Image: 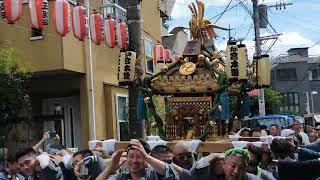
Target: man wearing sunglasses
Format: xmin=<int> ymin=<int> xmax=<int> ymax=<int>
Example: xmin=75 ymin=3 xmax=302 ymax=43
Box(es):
xmin=172 ymin=142 xmax=194 ymax=170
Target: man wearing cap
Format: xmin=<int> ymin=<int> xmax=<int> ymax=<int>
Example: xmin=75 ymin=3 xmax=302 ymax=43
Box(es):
xmin=177 ymin=148 xmax=259 ymax=180
xmin=172 ymin=142 xmax=194 ymax=170
xmin=96 ymin=139 xmax=178 ymax=180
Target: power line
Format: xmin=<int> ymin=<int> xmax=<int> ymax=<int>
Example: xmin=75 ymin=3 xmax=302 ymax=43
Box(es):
xmin=243 ymin=23 xmax=253 ymax=40
xmin=214 ymin=0 xmax=233 ymax=24
xmin=208 ymin=0 xmax=247 ymax=21
xmin=236 ymin=0 xmax=253 ymax=16
xmin=309 ymin=40 xmax=320 ymax=49
xmin=252 ymin=2 xmax=278 ymax=35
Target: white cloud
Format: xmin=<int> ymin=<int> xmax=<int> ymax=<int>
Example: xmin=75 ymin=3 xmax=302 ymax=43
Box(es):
xmin=214 ymin=32 xmax=320 ymax=59
xmin=171 ymin=0 xmax=231 ymax=20
xmin=171 ymin=0 xmax=292 ymax=19
xmin=265 ymin=32 xmax=320 ymax=57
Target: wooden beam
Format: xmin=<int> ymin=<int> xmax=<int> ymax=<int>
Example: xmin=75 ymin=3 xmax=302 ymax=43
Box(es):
xmin=113 ymin=140 xmax=268 ymax=153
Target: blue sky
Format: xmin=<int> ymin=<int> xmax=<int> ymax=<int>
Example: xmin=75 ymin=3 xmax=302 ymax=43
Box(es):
xmin=169 ymin=0 xmax=320 ymax=58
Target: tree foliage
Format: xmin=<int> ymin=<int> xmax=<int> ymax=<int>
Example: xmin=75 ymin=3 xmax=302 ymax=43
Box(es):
xmin=0 ymin=44 xmax=32 ymax=134
xmin=250 ymin=87 xmax=283 ymax=115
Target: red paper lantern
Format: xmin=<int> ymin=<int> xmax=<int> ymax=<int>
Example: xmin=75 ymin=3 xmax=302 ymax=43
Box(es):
xmin=104 ymin=17 xmax=117 ymax=48
xmin=53 ymin=0 xmax=70 ymax=37
xmin=72 ymin=5 xmax=86 ymax=41
xmin=116 ymin=21 xmax=127 ymax=49
xmin=153 ymin=44 xmax=165 ymax=64
xmin=171 ymin=53 xmax=180 ymax=63
xmin=164 ymin=48 xmax=172 ymax=63
xmin=29 ymin=0 xmax=49 ymax=30
xmin=89 ymin=11 xmax=103 ymax=45
xmin=0 ymin=0 xmax=23 ymax=24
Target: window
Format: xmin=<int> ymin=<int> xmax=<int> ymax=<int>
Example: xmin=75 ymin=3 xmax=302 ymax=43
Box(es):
xmin=276 ymin=68 xmax=297 ymax=81
xmin=280 ymin=92 xmax=299 ymax=113
xmin=146 ymin=59 xmax=154 ymax=74
xmin=115 ymin=94 xmax=129 ymax=141
xmin=144 ymin=37 xmax=153 ymax=58
xmin=30 ymin=27 xmax=43 ymax=41
xmin=144 ymin=37 xmax=154 ymax=74
xmin=102 ymin=0 xmax=127 ymax=21
xmin=311 ymin=69 xmax=320 ymax=81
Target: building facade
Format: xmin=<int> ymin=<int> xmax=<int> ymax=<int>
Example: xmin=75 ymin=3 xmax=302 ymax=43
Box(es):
xmin=271 ymin=48 xmax=320 ymax=116
xmin=0 ymin=0 xmax=175 ymax=151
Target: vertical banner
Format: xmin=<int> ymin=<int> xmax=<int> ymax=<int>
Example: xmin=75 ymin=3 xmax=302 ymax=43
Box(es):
xmin=118 ymin=51 xmax=137 ymax=83
xmin=258 ymin=88 xmax=266 ymax=115
xmin=226 ymin=40 xmax=239 ymax=80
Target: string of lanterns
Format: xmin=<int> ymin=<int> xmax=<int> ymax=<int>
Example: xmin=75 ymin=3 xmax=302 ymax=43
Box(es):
xmin=154 ymin=44 xmax=179 ymax=63
xmin=0 ymin=0 xmax=128 ymax=49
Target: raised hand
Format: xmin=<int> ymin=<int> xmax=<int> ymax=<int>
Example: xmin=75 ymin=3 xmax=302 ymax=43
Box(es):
xmin=110 ymin=149 xmax=126 ymax=172
xmin=129 ymin=139 xmax=148 ymax=159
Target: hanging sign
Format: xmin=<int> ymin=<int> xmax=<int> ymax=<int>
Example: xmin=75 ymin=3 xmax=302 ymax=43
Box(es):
xmin=257 ymin=55 xmax=271 ymax=87
xmin=237 ymin=44 xmax=248 ymax=80
xmin=226 ymin=40 xmax=239 ymax=80
xmin=118 ymin=51 xmax=137 ymax=83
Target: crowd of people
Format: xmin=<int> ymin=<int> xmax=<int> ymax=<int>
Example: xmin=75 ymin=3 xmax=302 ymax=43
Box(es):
xmin=1 ymin=120 xmax=320 ymax=180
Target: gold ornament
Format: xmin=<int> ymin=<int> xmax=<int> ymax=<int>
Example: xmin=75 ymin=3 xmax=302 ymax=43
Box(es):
xmin=172 ymin=1 xmax=228 ymax=43
xmin=209 ymin=120 xmax=216 ymax=127
xmin=198 ymin=54 xmax=205 ymax=62
xmin=179 ymin=62 xmax=196 ymax=76
xmin=212 ymin=59 xmax=220 ymax=67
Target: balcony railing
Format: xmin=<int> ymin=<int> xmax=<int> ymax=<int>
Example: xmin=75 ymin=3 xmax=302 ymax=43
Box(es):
xmin=100 ymin=2 xmax=127 ymax=21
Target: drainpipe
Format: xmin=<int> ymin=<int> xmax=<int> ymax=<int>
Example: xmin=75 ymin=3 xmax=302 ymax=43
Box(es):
xmin=85 ymin=0 xmax=97 ymax=140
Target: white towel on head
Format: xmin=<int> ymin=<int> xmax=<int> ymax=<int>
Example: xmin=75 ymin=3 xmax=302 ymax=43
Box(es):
xmin=102 ymin=139 xmax=117 ymax=154
xmin=88 ymin=140 xmax=102 ymax=150
xmin=232 ymin=141 xmax=263 ymax=149
xmin=281 ymin=129 xmax=295 ymax=137
xmin=185 ymin=140 xmax=202 ymax=152
xmin=147 ymin=140 xmax=168 ymax=150
xmin=147 ymin=136 xmax=162 ymax=141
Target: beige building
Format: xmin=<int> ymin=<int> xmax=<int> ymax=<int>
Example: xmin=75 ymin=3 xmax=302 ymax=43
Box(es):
xmin=0 ymin=0 xmax=175 ymax=151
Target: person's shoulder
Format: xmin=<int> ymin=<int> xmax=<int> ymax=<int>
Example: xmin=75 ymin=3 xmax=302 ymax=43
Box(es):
xmin=245 ymin=173 xmax=260 ymax=180
xmin=108 ymin=172 xmax=127 ymax=180
xmin=260 ymin=169 xmax=277 ymax=180
xmin=299 ymin=132 xmax=308 ymax=136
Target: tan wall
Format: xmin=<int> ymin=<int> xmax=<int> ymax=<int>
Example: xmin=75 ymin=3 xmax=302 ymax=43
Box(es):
xmin=0 ymin=3 xmax=64 ymax=72
xmin=0 ymin=0 xmax=161 ymax=144
xmin=142 ymin=0 xmax=161 ymax=43
xmin=62 ymin=34 xmax=86 ymax=73
xmin=0 ymin=2 xmax=87 ymax=73
xmin=104 ymin=84 xmax=128 ymax=139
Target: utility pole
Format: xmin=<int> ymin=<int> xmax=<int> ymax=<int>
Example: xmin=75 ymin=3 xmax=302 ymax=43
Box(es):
xmin=127 ymin=0 xmax=145 ymax=139
xmin=252 ymin=0 xmax=265 ymax=115
xmin=251 ymin=0 xmax=293 ymax=115
xmin=252 ymin=0 xmax=261 ymax=57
